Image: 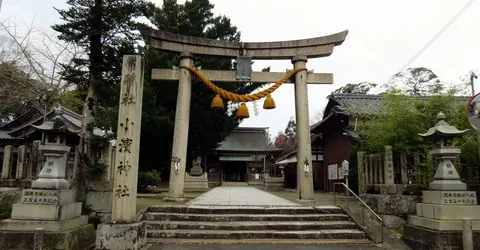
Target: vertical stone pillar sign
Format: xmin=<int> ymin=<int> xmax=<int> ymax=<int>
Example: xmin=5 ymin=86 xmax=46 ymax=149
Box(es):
xmin=96 ymin=55 xmax=146 ymax=250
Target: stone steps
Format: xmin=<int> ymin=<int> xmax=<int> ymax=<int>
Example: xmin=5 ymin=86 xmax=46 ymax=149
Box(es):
xmin=144 ymin=212 xmax=351 ymax=222
xmin=143 ymin=205 xmax=370 ymax=243
xmin=147 ymin=229 xmax=368 ymax=240
xmin=147 ymin=205 xmax=345 ymax=214
xmin=147 ymin=220 xmax=359 ymax=231
xmin=147 ymin=238 xmax=374 ymax=245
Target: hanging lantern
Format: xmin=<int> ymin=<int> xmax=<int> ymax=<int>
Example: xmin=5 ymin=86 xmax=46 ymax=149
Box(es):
xmin=210 ymin=94 xmax=224 ymax=110
xmin=263 ymin=95 xmax=276 ymax=109
xmin=236 ymin=103 xmax=250 ymax=119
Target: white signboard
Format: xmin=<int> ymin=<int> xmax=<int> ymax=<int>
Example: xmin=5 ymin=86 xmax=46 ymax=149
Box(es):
xmin=328 ymin=164 xmax=338 ymax=180
xmin=255 ymin=173 xmax=259 ymax=179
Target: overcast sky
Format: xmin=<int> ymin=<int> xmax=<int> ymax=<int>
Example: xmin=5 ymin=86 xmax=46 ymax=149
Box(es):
xmin=2 ymin=0 xmax=480 ymax=136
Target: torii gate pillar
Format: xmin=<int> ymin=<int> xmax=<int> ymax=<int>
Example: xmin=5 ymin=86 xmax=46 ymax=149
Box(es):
xmin=168 ymin=52 xmax=193 ymax=199
xmin=143 ymin=28 xmax=348 ymax=201
xmin=293 ymin=55 xmax=314 ymax=200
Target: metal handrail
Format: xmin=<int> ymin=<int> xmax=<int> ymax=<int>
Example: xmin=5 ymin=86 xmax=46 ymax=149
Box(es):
xmin=333 ymin=182 xmax=384 ymax=243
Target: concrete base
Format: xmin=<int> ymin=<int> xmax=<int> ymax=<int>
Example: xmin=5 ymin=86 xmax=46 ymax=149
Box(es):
xmin=404 ymin=224 xmax=480 ymax=250
xmin=32 ymin=178 xmax=71 ymax=190
xmin=11 ymin=202 xmax=82 ymax=221
xmin=96 ymin=221 xmax=146 ymax=250
xmin=163 ymin=197 xmax=187 ymax=202
xmin=0 ymin=215 xmax=88 ymax=232
xmin=429 ymin=180 xmax=467 ymax=191
xmin=0 ymin=223 xmax=95 ymax=250
xmin=184 ymin=173 xmax=209 ymax=191
xmin=409 ymin=215 xmax=480 ymax=231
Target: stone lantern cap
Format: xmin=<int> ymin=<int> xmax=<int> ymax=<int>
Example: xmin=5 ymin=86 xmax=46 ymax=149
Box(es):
xmin=30 ymin=106 xmax=80 ymax=136
xmin=418 ymin=112 xmax=468 ymax=139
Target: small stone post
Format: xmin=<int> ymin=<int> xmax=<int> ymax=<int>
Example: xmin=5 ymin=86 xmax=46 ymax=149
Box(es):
xmin=378 ymin=155 xmax=384 ymax=184
xmin=463 ymin=218 xmax=473 ymax=250
xmin=111 ymin=55 xmax=144 ymax=222
xmin=27 ymin=140 xmax=41 ymax=179
xmin=372 ymin=155 xmax=378 ymax=184
xmin=167 ymin=52 xmax=193 ymax=199
xmin=292 ymin=55 xmax=314 ymax=200
xmin=15 ymin=145 xmax=27 ymax=179
xmin=384 ymin=146 xmax=394 ymax=185
xmin=400 ymin=153 xmax=408 ymax=184
xmin=33 ymin=228 xmax=44 ymax=250
xmin=1 ymin=145 xmax=12 ymax=179
xmin=357 ymin=152 xmax=366 ymax=194
xmin=365 ymin=155 xmax=370 ymax=184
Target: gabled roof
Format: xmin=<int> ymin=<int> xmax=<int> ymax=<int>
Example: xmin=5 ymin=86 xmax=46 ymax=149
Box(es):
xmin=0 ymin=105 xmax=105 ymax=140
xmin=216 ymin=127 xmax=282 ymax=154
xmin=326 ymin=93 xmax=472 ymax=116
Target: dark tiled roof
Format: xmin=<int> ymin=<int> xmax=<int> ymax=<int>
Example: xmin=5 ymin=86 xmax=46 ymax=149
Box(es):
xmin=0 ymin=130 xmax=14 ymax=139
xmin=328 ymin=94 xmax=472 ymax=116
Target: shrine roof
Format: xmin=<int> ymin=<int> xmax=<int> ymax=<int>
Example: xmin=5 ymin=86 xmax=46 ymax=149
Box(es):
xmin=325 ymin=94 xmax=471 ymax=117
xmin=215 ymin=127 xmax=282 ymax=153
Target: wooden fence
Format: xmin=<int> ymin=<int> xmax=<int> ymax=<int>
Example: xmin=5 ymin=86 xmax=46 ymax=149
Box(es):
xmin=357 ymin=146 xmax=431 ymax=194
xmin=0 ymin=140 xmax=116 ymax=187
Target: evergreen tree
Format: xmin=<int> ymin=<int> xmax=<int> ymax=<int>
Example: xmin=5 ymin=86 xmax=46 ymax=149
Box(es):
xmin=140 ymin=0 xmax=264 ymax=176
xmin=52 ymin=0 xmax=153 ymax=201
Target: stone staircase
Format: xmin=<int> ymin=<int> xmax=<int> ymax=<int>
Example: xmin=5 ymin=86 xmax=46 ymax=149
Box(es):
xmin=143 ymin=205 xmax=372 ymax=244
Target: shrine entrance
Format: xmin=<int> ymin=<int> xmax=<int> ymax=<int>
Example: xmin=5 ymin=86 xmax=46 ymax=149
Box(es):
xmin=141 ymin=28 xmax=348 ymax=201
xmin=223 ymin=161 xmax=247 ymax=182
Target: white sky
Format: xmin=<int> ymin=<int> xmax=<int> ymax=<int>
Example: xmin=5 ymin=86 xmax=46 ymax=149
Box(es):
xmin=2 ymin=0 xmax=480 ymax=136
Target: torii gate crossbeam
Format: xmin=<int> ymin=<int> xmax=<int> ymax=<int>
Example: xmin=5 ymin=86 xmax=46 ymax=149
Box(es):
xmin=142 ymin=28 xmax=348 ymax=201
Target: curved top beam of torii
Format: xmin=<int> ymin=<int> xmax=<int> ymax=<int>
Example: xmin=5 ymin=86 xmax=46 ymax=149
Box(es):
xmin=141 ymin=28 xmax=348 ymax=60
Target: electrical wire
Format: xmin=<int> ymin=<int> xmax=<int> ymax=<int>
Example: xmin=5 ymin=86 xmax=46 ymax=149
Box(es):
xmin=386 ymin=0 xmax=477 ymax=83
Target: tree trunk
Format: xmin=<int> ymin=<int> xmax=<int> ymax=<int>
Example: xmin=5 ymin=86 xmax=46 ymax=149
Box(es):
xmin=76 ymin=0 xmax=103 ymax=203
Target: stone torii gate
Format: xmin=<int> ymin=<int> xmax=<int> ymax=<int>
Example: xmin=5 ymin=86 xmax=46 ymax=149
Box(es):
xmin=142 ymin=28 xmax=348 ymax=201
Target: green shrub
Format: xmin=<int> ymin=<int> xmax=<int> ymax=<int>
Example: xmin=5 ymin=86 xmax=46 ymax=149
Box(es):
xmin=0 ymin=196 xmax=14 ymax=220
xmin=138 ymin=170 xmax=161 ymax=187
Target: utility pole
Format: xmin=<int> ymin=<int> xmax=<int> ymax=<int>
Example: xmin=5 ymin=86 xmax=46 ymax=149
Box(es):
xmin=470 ymin=71 xmax=480 ymax=164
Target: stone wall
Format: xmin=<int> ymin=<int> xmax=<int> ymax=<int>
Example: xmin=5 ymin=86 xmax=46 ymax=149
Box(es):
xmin=184 ymin=173 xmax=209 ymax=191
xmin=86 ymin=181 xmax=113 ymax=223
xmin=264 ymin=176 xmax=284 ymax=191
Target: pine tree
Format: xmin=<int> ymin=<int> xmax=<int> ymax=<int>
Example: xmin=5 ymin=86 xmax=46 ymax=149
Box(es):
xmin=52 ymin=0 xmax=153 ymax=201
xmin=139 ymin=0 xmax=265 ymax=175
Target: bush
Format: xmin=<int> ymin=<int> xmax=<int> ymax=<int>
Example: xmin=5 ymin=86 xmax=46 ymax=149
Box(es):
xmin=138 ymin=170 xmax=162 ymax=187
xmin=0 ymin=196 xmax=14 ymax=220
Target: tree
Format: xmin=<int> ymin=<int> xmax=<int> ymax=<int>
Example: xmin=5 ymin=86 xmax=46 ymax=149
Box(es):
xmin=52 ymin=0 xmax=153 ymax=201
xmin=139 ymin=0 xmax=264 ymax=176
xmin=0 ymin=19 xmax=79 ymax=124
xmin=334 ymin=81 xmax=377 ymax=94
xmin=389 ymin=67 xmax=442 ymax=96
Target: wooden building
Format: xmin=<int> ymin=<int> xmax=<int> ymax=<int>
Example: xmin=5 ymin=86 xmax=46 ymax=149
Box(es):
xmin=207 ymin=127 xmax=283 ymax=186
xmin=276 ymin=94 xmax=360 ymax=193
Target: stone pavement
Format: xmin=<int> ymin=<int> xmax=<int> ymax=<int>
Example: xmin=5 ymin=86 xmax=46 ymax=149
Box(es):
xmin=187 ymin=187 xmax=300 ymax=206
xmin=147 ymin=244 xmax=379 ymax=250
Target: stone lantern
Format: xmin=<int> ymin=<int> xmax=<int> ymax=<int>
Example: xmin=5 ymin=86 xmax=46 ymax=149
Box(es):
xmin=0 ymin=106 xmax=91 ymax=246
xmin=404 ymin=112 xmax=480 ymax=249
xmin=31 ymin=106 xmax=79 ymax=190
xmin=418 ymin=112 xmax=468 ymax=191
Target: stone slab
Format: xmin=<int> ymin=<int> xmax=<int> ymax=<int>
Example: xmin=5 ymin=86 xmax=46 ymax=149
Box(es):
xmin=404 ymin=223 xmax=480 ymax=250
xmin=429 ymin=180 xmax=467 ymax=191
xmin=20 ymin=189 xmax=75 ymax=205
xmin=187 ymin=187 xmax=300 ymax=206
xmin=0 ymin=224 xmax=95 ymax=250
xmin=86 ymin=191 xmax=112 ymax=213
xmin=409 ymin=215 xmax=480 ymax=231
xmin=11 ymin=202 xmax=82 ymax=221
xmin=0 ymin=215 xmax=88 ymax=232
xmin=417 ymin=203 xmax=480 ymax=220
xmin=96 ymin=221 xmax=146 ymax=250
xmin=422 ymin=190 xmax=477 ymax=205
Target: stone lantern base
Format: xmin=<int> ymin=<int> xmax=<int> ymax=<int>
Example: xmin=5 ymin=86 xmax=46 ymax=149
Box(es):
xmin=0 ymin=189 xmax=94 ymax=249
xmin=404 ymin=190 xmax=480 ymax=249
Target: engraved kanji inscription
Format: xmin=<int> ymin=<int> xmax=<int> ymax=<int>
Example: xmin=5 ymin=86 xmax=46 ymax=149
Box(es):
xmin=119 ymin=118 xmax=134 ymax=133
xmin=115 ymin=185 xmax=130 ymax=198
xmin=117 ymin=161 xmax=132 ymax=176
xmin=118 ymin=138 xmax=133 ymax=153
xmin=48 ymin=161 xmax=54 ymax=167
